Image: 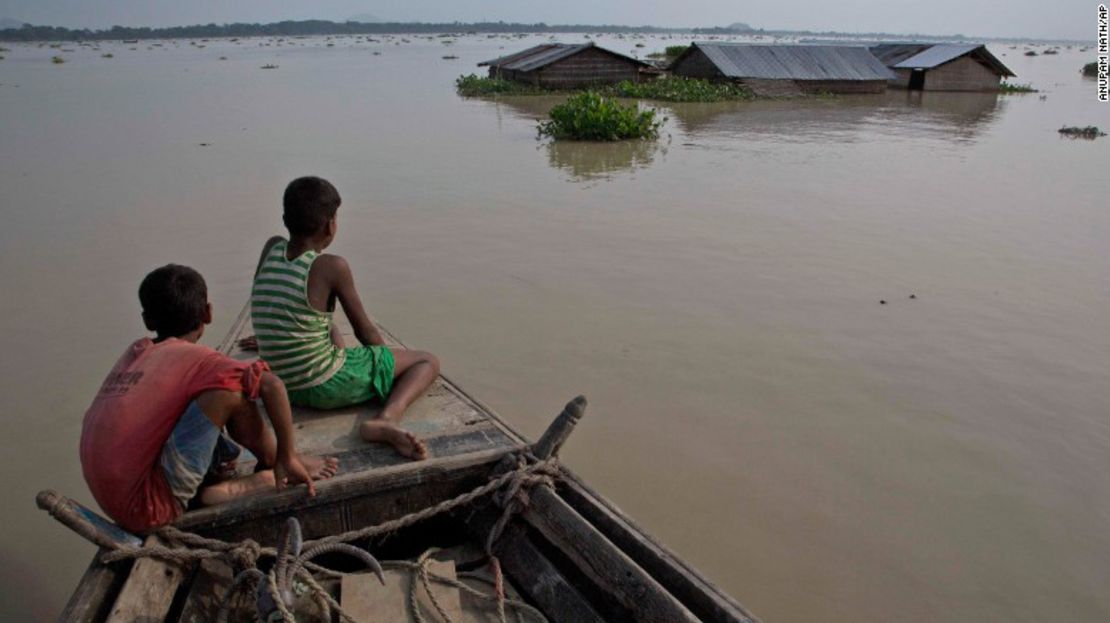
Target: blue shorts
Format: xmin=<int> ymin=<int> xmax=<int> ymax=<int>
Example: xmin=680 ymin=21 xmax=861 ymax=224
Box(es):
xmin=160 ymin=402 xmax=241 ymax=510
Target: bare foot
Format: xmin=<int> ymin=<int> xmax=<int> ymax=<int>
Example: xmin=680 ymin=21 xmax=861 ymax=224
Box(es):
xmin=300 ymin=454 xmax=339 ymax=480
xmin=359 ymin=420 xmax=428 ymax=460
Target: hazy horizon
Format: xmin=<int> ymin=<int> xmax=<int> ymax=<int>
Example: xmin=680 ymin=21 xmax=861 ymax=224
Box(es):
xmin=0 ymin=0 xmax=1097 ymax=41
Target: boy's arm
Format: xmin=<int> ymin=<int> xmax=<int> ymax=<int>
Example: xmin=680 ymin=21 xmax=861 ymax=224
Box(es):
xmin=329 ymin=323 xmax=345 ymax=349
xmin=321 ymin=255 xmax=386 ymax=347
xmin=257 ymin=372 xmax=316 ymax=496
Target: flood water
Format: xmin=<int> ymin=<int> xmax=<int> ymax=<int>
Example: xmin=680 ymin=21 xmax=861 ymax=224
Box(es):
xmin=1 ymin=33 xmax=1108 ymax=621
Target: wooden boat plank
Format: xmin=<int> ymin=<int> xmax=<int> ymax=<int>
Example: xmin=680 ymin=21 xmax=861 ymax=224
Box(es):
xmin=105 ymin=535 xmax=187 ymax=623
xmin=521 ymin=486 xmax=701 ymax=623
xmin=491 ymin=522 xmax=607 ymax=623
xmin=175 ymin=446 xmax=507 ymax=534
xmin=558 ymin=469 xmax=761 ymax=623
xmin=176 ymin=558 xmax=235 ymax=623
xmin=57 ymin=553 xmax=130 ymax=623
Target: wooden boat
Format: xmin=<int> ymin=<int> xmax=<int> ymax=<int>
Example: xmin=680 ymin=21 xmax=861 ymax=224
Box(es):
xmin=38 ymin=238 xmax=760 ymax=623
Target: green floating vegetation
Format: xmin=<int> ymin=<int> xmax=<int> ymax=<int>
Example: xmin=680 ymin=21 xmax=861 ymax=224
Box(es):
xmin=998 ymin=81 xmax=1037 ymax=93
xmin=538 ymin=91 xmax=663 ymax=141
xmin=51 ymin=55 xmax=65 ymax=64
xmin=646 ymin=44 xmax=690 ymax=60
xmin=605 ymin=76 xmax=754 ymax=102
xmin=1058 ymin=125 xmax=1106 ymax=139
xmin=1082 ymin=61 xmax=1099 ymax=77
xmin=664 ymin=44 xmax=690 ymax=58
xmin=457 ymin=74 xmax=755 ymax=103
xmin=455 ymin=73 xmax=549 ymax=96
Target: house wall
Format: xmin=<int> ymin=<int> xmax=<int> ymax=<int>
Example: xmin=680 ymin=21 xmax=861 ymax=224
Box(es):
xmin=670 ymin=49 xmax=724 ymax=80
xmin=796 ymin=79 xmax=888 ymax=94
xmin=533 ymin=47 xmax=644 ymax=87
xmin=924 ymin=56 xmax=1002 ymax=91
xmin=890 ymin=68 xmax=913 ymax=88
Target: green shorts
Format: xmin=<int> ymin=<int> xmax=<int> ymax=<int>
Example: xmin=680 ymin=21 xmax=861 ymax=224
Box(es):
xmin=287 ymin=346 xmax=395 ymax=410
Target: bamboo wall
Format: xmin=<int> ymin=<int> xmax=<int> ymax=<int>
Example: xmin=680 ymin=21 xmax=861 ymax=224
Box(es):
xmin=795 ymin=79 xmax=888 ymax=94
xmin=670 ymin=50 xmax=723 ymax=80
xmin=923 ymin=56 xmax=1002 ymax=91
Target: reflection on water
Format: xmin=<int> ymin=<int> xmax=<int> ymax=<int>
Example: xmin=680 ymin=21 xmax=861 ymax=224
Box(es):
xmin=544 ymin=138 xmax=664 ymax=181
xmin=665 ymin=90 xmax=1003 ymax=144
xmin=476 ymin=89 xmax=1003 ymax=181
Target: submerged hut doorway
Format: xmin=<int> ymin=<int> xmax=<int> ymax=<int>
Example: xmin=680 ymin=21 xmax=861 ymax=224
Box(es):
xmin=908 ymin=69 xmax=926 ymax=90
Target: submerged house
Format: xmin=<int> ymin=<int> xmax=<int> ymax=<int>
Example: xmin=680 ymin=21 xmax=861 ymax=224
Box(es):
xmin=669 ymin=43 xmax=896 ymax=96
xmin=478 ymin=42 xmax=653 ymax=88
xmin=869 ymin=43 xmax=1015 ymax=91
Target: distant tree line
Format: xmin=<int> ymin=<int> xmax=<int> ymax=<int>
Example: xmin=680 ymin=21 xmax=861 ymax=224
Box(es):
xmin=0 ymin=20 xmax=766 ymax=42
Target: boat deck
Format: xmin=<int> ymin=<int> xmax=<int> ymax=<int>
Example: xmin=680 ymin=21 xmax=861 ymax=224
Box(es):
xmin=219 ymin=306 xmax=521 ymax=476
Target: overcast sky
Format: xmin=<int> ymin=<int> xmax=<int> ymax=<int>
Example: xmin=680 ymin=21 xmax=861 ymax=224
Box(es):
xmin=0 ymin=0 xmax=1095 ymax=40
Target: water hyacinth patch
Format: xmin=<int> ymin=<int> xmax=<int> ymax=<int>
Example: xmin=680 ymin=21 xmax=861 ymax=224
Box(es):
xmin=998 ymin=81 xmax=1037 ymax=93
xmin=538 ymin=92 xmax=663 ymax=141
xmin=455 ymin=73 xmax=550 ymax=96
xmin=607 ymin=76 xmax=754 ymax=102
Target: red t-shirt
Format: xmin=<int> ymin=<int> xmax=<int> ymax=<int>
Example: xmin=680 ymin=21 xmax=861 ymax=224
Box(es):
xmin=80 ymin=338 xmax=268 ymax=532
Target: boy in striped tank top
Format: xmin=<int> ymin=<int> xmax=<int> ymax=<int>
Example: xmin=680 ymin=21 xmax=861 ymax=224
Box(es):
xmin=247 ymin=177 xmax=439 ymax=460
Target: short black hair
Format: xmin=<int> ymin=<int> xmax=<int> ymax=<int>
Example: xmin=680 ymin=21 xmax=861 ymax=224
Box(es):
xmin=282 ymin=176 xmax=341 ymax=237
xmin=138 ymin=264 xmax=208 ymax=338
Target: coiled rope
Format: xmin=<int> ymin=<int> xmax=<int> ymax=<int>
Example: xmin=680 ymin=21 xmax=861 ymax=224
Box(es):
xmin=100 ymin=450 xmax=560 ymax=623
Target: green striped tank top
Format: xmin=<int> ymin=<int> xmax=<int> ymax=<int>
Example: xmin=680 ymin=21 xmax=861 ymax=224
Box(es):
xmin=250 ymin=240 xmax=345 ymax=391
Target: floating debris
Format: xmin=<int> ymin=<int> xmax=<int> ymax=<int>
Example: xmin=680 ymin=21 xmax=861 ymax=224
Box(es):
xmin=51 ymin=55 xmax=65 ymax=64
xmin=1058 ymin=126 xmax=1106 ymax=139
xmin=219 ymin=56 xmax=227 ymax=60
xmin=198 ymin=142 xmax=211 ymax=147
xmin=1042 ymin=49 xmax=1058 ymax=55
xmin=260 ymin=63 xmax=278 ymax=69
xmin=998 ymin=81 xmax=1037 ymax=93
xmin=101 ymin=53 xmax=113 ymax=58
xmin=879 ymin=300 xmax=887 ymax=305
xmin=442 ymin=55 xmax=458 ymax=60
xmin=1025 ymin=50 xmax=1037 ymax=56
xmin=909 ymin=294 xmax=917 ymax=300
xmin=1082 ymin=62 xmax=1098 ymax=77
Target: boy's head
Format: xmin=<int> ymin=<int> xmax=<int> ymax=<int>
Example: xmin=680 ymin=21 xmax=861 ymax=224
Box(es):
xmin=282 ymin=176 xmax=341 ymax=242
xmin=139 ymin=264 xmax=212 ymax=340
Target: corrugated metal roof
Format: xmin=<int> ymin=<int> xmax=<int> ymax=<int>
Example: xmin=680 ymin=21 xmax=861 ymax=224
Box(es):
xmin=477 ymin=44 xmax=558 ymax=68
xmin=892 ymin=44 xmax=981 ymax=69
xmin=478 ymin=42 xmax=647 ymax=73
xmin=869 ymin=43 xmax=932 ymax=66
xmin=880 ymin=43 xmax=1015 ymax=77
xmin=690 ymin=43 xmax=897 ymax=81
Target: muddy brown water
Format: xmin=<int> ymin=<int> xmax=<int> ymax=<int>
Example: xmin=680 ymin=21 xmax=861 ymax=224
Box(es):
xmin=1 ymin=35 xmax=1107 ymax=621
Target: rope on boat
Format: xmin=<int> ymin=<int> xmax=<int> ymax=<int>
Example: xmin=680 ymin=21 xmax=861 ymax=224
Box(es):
xmin=99 ymin=449 xmax=559 ymax=623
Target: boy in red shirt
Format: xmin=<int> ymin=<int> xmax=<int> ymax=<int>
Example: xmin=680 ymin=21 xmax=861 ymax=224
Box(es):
xmin=80 ymin=264 xmax=338 ymax=532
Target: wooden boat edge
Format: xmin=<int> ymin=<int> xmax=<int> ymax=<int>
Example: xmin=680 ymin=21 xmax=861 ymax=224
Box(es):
xmin=56 ymin=273 xmax=760 ymax=622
